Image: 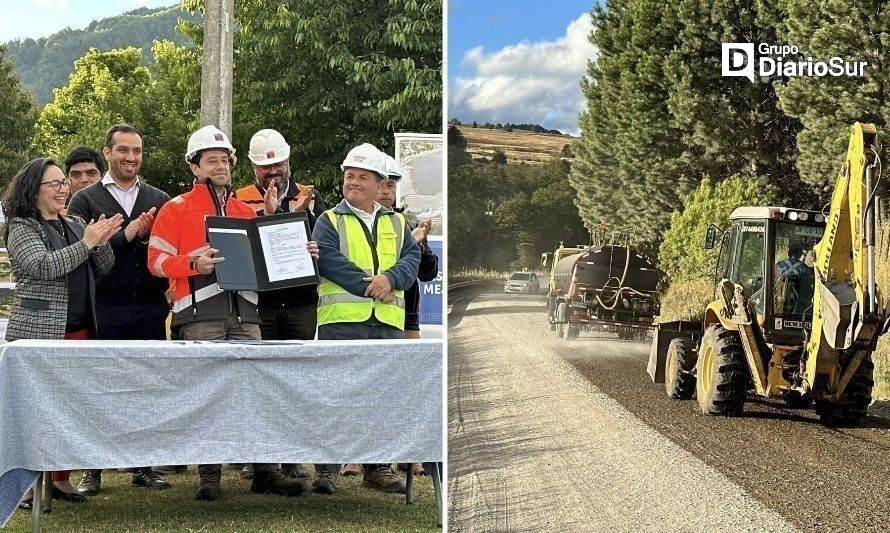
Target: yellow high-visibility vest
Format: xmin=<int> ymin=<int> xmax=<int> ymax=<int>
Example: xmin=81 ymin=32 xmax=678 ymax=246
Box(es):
xmin=317 ymin=209 xmax=406 ymax=329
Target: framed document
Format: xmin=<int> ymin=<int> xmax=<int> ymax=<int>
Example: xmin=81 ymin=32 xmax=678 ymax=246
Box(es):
xmin=205 ymin=212 xmax=319 ymax=291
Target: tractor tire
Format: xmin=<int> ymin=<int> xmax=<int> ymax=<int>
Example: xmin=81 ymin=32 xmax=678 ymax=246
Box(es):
xmin=556 ymin=302 xmax=567 ymax=339
xmin=695 ymin=325 xmax=748 ymax=416
xmin=820 ymin=351 xmax=874 ymax=426
xmin=665 ymin=337 xmax=696 ymax=400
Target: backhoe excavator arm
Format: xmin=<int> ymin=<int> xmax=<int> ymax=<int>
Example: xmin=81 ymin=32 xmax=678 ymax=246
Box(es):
xmin=805 ymin=122 xmax=887 ymax=396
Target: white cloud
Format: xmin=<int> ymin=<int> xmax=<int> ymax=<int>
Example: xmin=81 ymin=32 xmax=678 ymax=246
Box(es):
xmin=450 ymin=13 xmax=597 ymax=135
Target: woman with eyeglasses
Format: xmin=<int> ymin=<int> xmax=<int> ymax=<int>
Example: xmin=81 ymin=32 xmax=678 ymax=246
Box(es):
xmin=2 ymin=158 xmax=123 ymax=507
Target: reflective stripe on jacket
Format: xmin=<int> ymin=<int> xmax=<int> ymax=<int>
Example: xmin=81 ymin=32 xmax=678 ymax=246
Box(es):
xmin=317 ymin=208 xmax=407 ymax=329
xmin=148 ymin=180 xmax=259 ymax=327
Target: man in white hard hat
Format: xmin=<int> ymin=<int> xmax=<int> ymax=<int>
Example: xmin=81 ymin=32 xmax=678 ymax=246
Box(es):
xmin=147 ymin=125 xmax=313 ymax=501
xmin=235 ymin=130 xmax=328 ymax=482
xmin=237 ymin=128 xmax=326 ymax=217
xmin=376 ymin=154 xmax=438 ymax=340
xmin=312 ymin=143 xmax=420 ymax=495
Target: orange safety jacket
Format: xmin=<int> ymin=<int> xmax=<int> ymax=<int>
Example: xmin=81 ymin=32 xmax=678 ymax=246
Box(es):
xmin=235 ymin=181 xmax=315 ymax=216
xmin=147 ymin=180 xmax=259 ymax=327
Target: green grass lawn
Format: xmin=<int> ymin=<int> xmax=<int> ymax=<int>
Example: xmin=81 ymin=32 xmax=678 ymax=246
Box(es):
xmin=6 ymin=467 xmax=438 ymax=532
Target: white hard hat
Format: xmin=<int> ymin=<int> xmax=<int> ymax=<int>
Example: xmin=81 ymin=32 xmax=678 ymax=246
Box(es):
xmin=185 ymin=125 xmax=235 ymax=163
xmin=341 ymin=143 xmax=386 ymax=179
xmin=382 ymin=154 xmax=402 ymax=181
xmin=248 ymin=129 xmax=290 ymax=165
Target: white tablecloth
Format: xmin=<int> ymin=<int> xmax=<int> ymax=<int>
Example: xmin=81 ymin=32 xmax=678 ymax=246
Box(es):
xmin=0 ymin=339 xmax=443 ymax=526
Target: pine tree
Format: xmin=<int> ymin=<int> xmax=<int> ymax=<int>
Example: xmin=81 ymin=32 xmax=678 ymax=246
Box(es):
xmin=777 ymin=0 xmax=890 ymax=200
xmin=665 ymin=0 xmax=815 ymax=208
xmin=571 ymin=0 xmax=687 ymax=248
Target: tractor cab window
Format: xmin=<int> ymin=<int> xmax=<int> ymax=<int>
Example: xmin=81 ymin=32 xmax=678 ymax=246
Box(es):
xmin=730 ymin=221 xmax=765 ymax=314
xmin=773 ymin=222 xmax=822 ymax=318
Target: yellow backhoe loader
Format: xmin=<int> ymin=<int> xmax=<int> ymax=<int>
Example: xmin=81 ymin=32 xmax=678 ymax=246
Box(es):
xmin=648 ymin=122 xmax=890 ymax=425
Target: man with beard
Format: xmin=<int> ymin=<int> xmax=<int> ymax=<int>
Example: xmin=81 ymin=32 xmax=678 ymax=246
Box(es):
xmin=234 ymin=129 xmax=329 ymax=487
xmin=68 ymin=124 xmax=172 ymax=495
xmin=235 ymin=129 xmax=326 ymax=218
xmin=147 ymin=125 xmax=310 ymax=501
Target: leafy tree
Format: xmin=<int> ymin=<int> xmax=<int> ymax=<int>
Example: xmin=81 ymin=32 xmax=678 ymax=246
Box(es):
xmin=659 ymin=175 xmax=779 ymax=282
xmin=0 ymin=45 xmax=35 ymax=190
xmin=448 ymin=125 xmax=467 ymax=150
xmin=4 ymin=6 xmax=201 ymax=104
xmin=140 ymin=40 xmax=202 ymax=195
xmin=31 ymin=47 xmax=152 ymax=167
xmin=449 ymin=136 xmax=587 ymax=271
xmin=179 ymin=0 xmax=442 ymax=201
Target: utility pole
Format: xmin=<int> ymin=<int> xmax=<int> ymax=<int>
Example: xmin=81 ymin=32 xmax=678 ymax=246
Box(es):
xmin=200 ymin=0 xmax=234 ymax=137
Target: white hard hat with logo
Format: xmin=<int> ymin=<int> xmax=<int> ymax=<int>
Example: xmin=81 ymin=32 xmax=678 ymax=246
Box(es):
xmin=248 ymin=129 xmax=290 ymax=165
xmin=341 ymin=143 xmax=386 ymax=179
xmin=185 ymin=125 xmax=235 ymax=163
xmin=382 ymin=154 xmax=402 ymax=181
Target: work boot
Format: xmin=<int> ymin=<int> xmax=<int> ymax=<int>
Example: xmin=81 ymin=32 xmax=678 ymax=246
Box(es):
xmin=340 ymin=463 xmax=362 ymax=476
xmin=240 ymin=463 xmax=254 ymax=480
xmin=397 ymin=463 xmax=427 ymax=476
xmin=132 ymin=467 xmax=171 ymax=490
xmin=250 ymin=466 xmax=308 ymax=497
xmin=153 ymin=465 xmax=187 ymax=475
xmin=193 ymin=465 xmax=222 ymax=501
xmin=282 ymin=463 xmax=310 ymax=479
xmin=362 ymin=464 xmax=406 ymax=494
xmin=77 ymin=470 xmax=102 ymax=496
xmin=312 ymin=469 xmax=337 ymax=495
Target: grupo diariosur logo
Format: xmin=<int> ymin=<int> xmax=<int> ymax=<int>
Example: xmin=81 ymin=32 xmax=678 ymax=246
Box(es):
xmin=721 ymin=43 xmax=867 ymax=81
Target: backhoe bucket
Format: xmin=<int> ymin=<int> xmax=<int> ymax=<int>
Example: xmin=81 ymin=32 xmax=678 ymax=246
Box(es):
xmin=647 ymin=321 xmax=700 ymax=383
xmin=818 ymin=277 xmax=856 ymax=350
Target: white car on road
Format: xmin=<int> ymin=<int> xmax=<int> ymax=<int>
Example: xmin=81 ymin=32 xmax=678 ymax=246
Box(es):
xmin=504 ymin=272 xmax=540 ymax=294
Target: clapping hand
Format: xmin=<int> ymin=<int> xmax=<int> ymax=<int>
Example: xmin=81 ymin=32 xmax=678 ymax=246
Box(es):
xmin=263 ymin=182 xmax=279 ymax=215
xmin=84 ymin=213 xmax=124 ymax=248
xmin=411 ymin=219 xmax=432 ymax=243
xmin=124 ymin=207 xmax=158 ymax=241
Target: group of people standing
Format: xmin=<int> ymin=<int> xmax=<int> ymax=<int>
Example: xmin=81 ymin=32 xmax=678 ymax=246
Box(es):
xmin=4 ymin=122 xmax=438 ymax=508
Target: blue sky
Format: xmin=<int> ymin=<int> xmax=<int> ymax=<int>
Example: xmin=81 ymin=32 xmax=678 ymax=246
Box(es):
xmin=448 ymin=0 xmax=598 ymax=135
xmin=0 ymin=0 xmax=176 ymax=42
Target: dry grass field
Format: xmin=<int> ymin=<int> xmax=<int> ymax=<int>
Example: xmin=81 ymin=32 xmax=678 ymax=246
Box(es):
xmin=456 ymin=125 xmax=576 ymax=165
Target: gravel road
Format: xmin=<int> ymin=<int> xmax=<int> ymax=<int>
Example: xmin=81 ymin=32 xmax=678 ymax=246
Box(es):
xmin=447 ymin=289 xmax=890 ymax=532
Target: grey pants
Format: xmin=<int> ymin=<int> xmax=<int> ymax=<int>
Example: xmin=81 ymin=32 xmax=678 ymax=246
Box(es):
xmin=177 ymin=315 xmax=261 ymax=341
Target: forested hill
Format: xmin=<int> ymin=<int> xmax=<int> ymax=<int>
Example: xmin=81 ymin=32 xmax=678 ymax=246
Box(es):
xmin=4 ymin=5 xmax=201 ymax=104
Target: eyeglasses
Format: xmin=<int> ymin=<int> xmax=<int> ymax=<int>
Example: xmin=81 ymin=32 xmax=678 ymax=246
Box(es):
xmin=41 ymin=178 xmax=72 ymax=191
xmin=257 ymin=161 xmax=287 ymax=172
